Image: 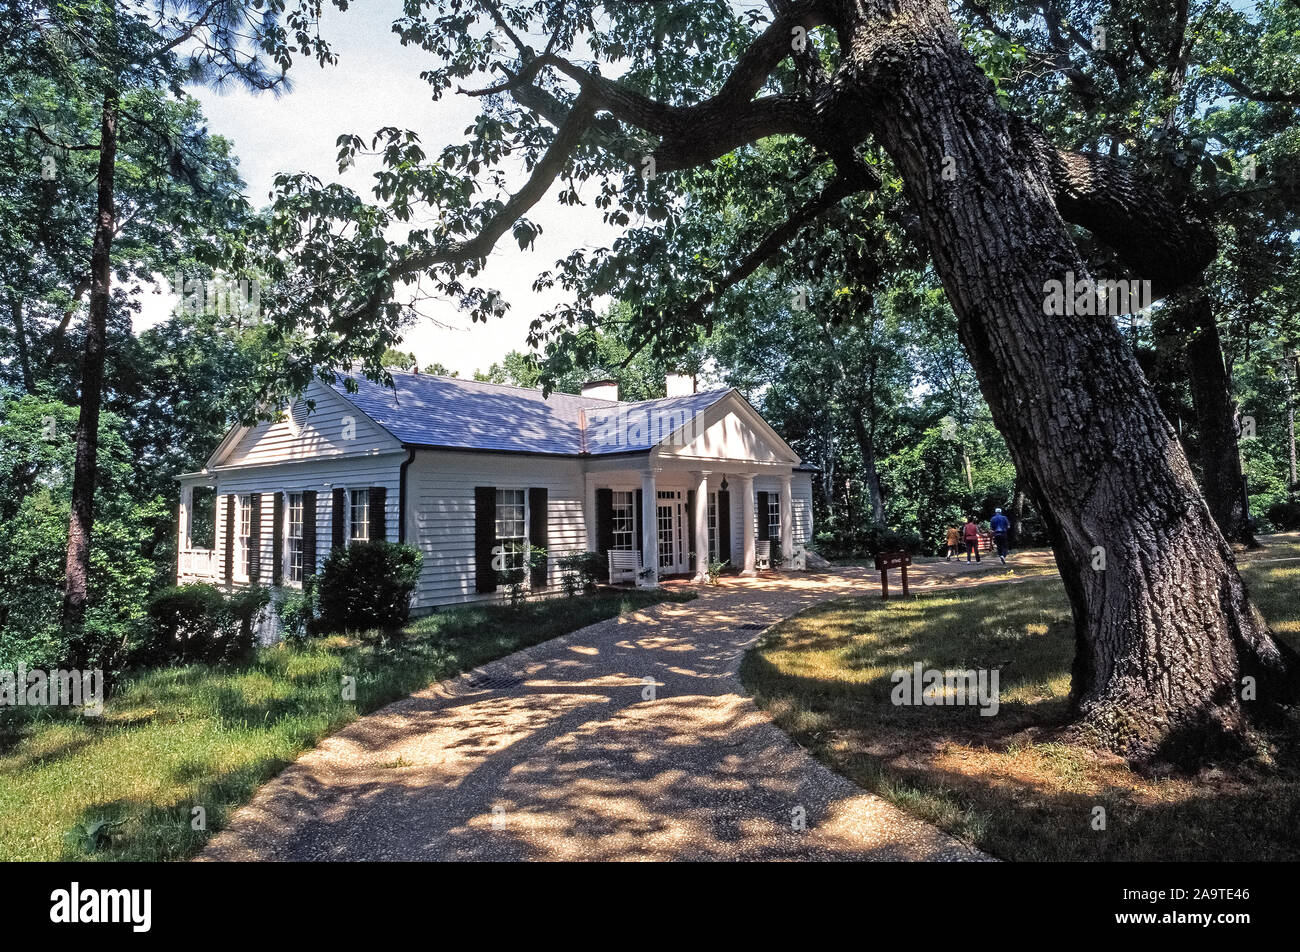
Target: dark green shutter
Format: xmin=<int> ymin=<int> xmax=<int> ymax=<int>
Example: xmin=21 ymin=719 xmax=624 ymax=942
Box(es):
xmin=271 ymin=492 xmax=284 ymax=585
xmin=302 ymin=490 xmax=317 ymax=577
xmin=332 ymin=488 xmax=346 ymax=549
xmin=635 ymin=489 xmax=644 ymax=556
xmin=595 ymin=488 xmax=614 ymax=553
xmin=223 ymin=494 xmax=236 ymax=584
xmin=756 ymin=491 xmax=770 ymax=542
xmin=594 ymin=488 xmax=614 ymax=582
xmin=248 ymin=494 xmax=261 ymax=583
xmin=475 ymin=486 xmax=496 ymax=593
xmin=529 ymin=487 xmax=548 ymax=588
xmin=718 ymin=490 xmax=731 ymax=563
xmin=369 ymin=486 xmax=387 ymax=541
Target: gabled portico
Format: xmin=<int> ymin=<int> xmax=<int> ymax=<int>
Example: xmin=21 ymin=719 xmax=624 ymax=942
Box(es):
xmin=580 ymin=389 xmax=808 ymax=581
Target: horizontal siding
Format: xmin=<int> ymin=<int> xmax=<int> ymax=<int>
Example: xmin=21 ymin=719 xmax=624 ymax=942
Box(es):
xmin=408 ymin=450 xmax=588 ymax=609
xmin=219 ymin=380 xmax=400 ymax=468
xmin=212 ymin=455 xmax=404 ymax=587
xmin=792 ymin=472 xmax=814 ymax=545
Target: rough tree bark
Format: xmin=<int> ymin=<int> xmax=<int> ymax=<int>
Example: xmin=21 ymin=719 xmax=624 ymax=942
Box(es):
xmin=60 ymin=86 xmax=118 ymax=649
xmin=1010 ymin=477 xmax=1027 ymax=544
xmin=1177 ymin=293 xmax=1258 ymax=547
xmin=834 ymin=0 xmax=1294 ymax=764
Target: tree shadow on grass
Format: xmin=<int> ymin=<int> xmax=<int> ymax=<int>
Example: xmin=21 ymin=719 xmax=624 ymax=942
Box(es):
xmin=742 ymin=583 xmax=1300 ymax=862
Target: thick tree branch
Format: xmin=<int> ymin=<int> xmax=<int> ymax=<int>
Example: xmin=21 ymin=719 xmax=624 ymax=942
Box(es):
xmin=1011 ymin=117 xmax=1216 ymax=297
xmin=1219 ymin=74 xmax=1300 ymax=105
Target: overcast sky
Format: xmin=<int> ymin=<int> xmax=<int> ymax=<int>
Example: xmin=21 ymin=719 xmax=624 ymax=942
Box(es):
xmin=135 ymin=0 xmax=620 ymax=377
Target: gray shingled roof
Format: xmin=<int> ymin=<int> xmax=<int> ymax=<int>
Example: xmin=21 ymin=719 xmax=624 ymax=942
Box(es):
xmin=333 ymin=371 xmax=731 ymax=457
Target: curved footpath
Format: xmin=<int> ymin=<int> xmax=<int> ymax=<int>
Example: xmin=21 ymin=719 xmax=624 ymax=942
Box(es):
xmin=201 ymin=568 xmax=998 ymax=861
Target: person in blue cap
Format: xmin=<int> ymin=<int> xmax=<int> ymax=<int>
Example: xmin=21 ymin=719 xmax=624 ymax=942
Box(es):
xmin=990 ymin=507 xmax=1010 ymax=564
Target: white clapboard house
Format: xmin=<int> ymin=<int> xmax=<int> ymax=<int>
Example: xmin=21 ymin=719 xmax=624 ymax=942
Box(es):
xmin=176 ymin=372 xmax=815 ymax=612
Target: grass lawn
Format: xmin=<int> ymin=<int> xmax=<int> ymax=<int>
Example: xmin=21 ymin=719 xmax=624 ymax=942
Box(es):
xmin=742 ymin=533 xmax=1300 ymax=861
xmin=0 ymin=587 xmax=695 ymax=862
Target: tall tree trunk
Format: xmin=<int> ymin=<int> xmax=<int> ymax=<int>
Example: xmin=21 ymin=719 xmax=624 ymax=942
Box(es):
xmin=1281 ymin=355 xmax=1298 ymax=490
xmin=848 ymin=410 xmax=886 ymax=526
xmin=1010 ymin=477 xmax=1027 ymax=544
xmin=60 ymin=87 xmax=118 ymax=648
xmin=8 ymin=297 xmax=33 ymax=391
xmin=840 ymin=0 xmax=1295 ymax=765
xmin=1181 ymin=292 xmax=1258 ymax=547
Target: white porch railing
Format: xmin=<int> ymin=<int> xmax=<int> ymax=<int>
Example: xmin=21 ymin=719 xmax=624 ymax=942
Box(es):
xmin=179 ymin=548 xmax=218 ymax=579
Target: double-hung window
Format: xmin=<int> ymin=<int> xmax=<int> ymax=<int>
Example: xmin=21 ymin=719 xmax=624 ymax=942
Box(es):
xmin=287 ymin=492 xmax=304 ymax=583
xmin=494 ymin=489 xmax=527 ymax=581
xmin=767 ymin=494 xmax=781 ymax=545
xmin=350 ymin=488 xmax=369 ymax=541
xmin=238 ymin=495 xmax=253 ymax=580
xmin=611 ymin=491 xmax=636 ymax=550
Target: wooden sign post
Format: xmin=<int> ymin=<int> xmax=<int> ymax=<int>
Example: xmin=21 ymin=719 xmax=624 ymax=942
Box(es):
xmin=874 ymin=550 xmax=911 ymax=600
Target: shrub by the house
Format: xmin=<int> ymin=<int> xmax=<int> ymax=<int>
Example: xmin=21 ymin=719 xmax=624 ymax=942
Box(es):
xmin=316 ymin=541 xmax=423 ymax=633
xmin=557 ymin=551 xmax=601 ymax=597
xmin=141 ymin=584 xmax=270 ymax=666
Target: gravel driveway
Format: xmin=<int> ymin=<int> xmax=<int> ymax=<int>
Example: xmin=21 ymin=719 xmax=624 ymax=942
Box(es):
xmin=200 ymin=570 xmax=989 ymax=861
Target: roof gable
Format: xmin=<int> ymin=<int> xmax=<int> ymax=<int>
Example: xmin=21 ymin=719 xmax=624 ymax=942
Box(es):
xmin=209 ymin=381 xmax=401 ymax=469
xmin=582 ymin=390 xmax=732 ymax=456
xmin=654 ymin=391 xmax=800 ymax=465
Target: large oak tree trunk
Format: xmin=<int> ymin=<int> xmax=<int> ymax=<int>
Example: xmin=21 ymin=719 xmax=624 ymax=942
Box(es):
xmin=837 ymin=0 xmax=1295 ymax=764
xmin=60 ymin=87 xmax=118 ymax=652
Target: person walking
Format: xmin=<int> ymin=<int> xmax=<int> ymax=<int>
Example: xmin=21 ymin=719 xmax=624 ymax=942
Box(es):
xmin=991 ymin=507 xmax=1010 ymax=564
xmin=945 ymin=524 xmax=960 ymax=561
xmin=962 ymin=516 xmax=981 ymax=563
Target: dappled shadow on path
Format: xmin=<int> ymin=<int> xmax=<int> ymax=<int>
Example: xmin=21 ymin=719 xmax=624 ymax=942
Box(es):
xmin=200 ymin=573 xmax=984 ymax=862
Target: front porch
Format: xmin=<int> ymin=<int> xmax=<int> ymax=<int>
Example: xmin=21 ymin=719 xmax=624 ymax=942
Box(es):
xmin=582 ymin=459 xmax=805 ymax=586
xmin=176 ymin=477 xmax=219 ymax=583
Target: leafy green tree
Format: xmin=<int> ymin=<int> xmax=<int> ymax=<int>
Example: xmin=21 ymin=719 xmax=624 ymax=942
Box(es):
xmin=0 ymin=394 xmax=159 ymax=672
xmin=10 ymin=0 xmax=338 ymax=647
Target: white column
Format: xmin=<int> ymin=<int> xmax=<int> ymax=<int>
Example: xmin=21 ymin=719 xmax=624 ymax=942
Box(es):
xmin=692 ymin=471 xmax=710 ymax=582
xmin=640 ymin=470 xmax=658 ymax=583
xmin=179 ymin=484 xmax=193 ymax=552
xmin=739 ymin=473 xmax=757 ymax=576
xmin=177 ymin=484 xmax=192 ymax=580
xmin=779 ymin=473 xmax=794 ymax=566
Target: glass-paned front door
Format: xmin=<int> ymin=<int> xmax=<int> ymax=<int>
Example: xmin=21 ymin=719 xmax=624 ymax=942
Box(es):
xmin=656 ymin=490 xmax=689 ymax=574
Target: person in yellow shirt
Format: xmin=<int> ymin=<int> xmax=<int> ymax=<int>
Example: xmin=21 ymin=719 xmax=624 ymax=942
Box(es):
xmin=945 ymin=525 xmax=960 ymax=561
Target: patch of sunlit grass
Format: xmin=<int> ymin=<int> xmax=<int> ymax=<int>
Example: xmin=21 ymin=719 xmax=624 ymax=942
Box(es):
xmin=742 ymin=542 xmax=1300 ymax=862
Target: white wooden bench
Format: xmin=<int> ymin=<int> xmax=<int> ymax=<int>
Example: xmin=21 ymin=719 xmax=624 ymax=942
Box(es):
xmin=608 ymin=549 xmax=642 ymax=585
xmin=755 ymin=540 xmax=771 ymax=571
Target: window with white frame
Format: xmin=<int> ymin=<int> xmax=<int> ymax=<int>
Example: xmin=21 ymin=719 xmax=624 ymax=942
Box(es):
xmin=350 ymin=488 xmax=369 ymax=541
xmin=238 ymin=495 xmax=253 ymax=580
xmin=611 ymin=491 xmax=636 ymax=550
xmin=767 ymin=494 xmax=781 ymax=545
xmin=287 ymin=492 xmax=304 ymax=583
xmin=495 ymin=489 xmax=526 ymax=577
